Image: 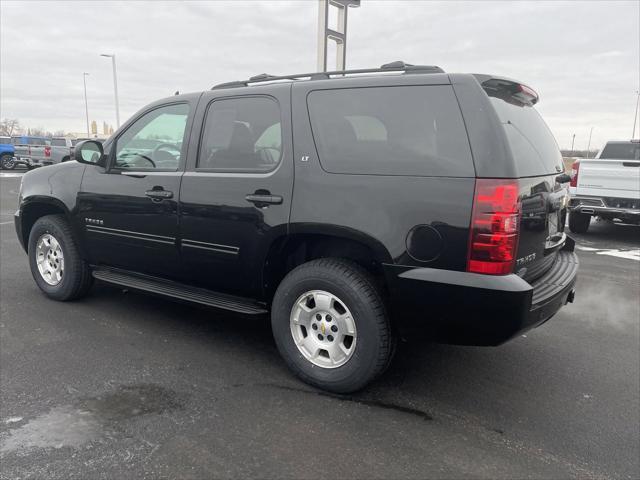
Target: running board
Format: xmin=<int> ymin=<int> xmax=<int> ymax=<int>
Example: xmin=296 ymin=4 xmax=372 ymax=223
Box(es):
xmin=92 ymin=268 xmax=268 ymax=315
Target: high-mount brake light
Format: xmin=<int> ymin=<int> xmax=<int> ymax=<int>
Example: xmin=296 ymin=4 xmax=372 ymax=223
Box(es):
xmin=570 ymin=160 xmax=580 ymax=187
xmin=514 ymin=84 xmax=539 ymax=105
xmin=467 ymin=179 xmax=521 ymax=275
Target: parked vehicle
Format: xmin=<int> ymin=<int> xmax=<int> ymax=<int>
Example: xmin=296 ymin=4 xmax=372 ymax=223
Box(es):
xmin=568 ymin=140 xmax=640 ymax=233
xmin=11 ymin=135 xmax=51 ymax=169
xmin=50 ymin=137 xmax=74 ymax=164
xmin=0 ymin=136 xmax=16 ymax=170
xmin=14 ymin=62 xmax=578 ymax=393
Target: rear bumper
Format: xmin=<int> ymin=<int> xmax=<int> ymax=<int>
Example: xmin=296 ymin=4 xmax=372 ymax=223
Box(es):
xmin=385 ymin=243 xmax=578 ymax=346
xmin=570 ymin=196 xmax=640 ymax=221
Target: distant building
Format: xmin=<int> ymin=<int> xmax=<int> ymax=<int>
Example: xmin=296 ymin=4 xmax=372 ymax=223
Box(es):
xmin=67 ymin=119 xmax=114 ymax=141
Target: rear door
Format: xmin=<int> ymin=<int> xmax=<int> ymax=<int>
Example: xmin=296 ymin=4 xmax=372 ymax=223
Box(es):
xmin=179 ymin=84 xmax=294 ymax=297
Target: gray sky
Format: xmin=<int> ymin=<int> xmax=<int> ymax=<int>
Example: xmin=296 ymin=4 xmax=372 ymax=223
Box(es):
xmin=1 ymin=0 xmax=638 ymax=149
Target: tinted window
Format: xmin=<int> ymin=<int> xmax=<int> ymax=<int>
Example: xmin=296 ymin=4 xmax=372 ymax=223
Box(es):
xmin=489 ymin=97 xmax=563 ymax=176
xmin=51 ymin=138 xmax=67 ymax=147
xmin=599 ymin=142 xmax=640 ymax=160
xmin=28 ymin=138 xmax=47 ymax=146
xmin=198 ymin=96 xmax=282 ymax=172
xmin=115 ymin=103 xmax=189 ymax=170
xmin=307 ymin=86 xmax=474 ymax=177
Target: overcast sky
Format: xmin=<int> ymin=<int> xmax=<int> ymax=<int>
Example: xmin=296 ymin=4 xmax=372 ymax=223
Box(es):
xmin=1 ymin=0 xmax=638 ymax=149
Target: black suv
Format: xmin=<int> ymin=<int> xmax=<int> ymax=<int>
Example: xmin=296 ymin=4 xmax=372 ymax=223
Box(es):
xmin=15 ymin=62 xmax=578 ymax=393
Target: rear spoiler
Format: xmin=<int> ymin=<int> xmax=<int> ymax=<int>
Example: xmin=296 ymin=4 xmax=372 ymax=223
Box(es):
xmin=473 ymin=74 xmax=539 ymax=106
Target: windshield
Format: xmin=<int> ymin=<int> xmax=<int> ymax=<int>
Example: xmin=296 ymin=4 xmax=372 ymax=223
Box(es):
xmin=599 ymin=143 xmax=640 ymax=160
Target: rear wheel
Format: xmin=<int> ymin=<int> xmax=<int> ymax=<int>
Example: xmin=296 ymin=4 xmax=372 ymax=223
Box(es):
xmin=61 ymin=156 xmax=70 ymax=163
xmin=569 ymin=212 xmax=591 ymax=234
xmin=271 ymin=258 xmax=394 ymax=393
xmin=28 ymin=215 xmax=93 ymax=301
xmin=1 ymin=153 xmax=16 ymax=170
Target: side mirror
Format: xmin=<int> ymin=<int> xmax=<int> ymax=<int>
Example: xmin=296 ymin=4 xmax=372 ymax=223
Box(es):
xmin=74 ymin=140 xmax=104 ymax=166
xmin=556 ymin=173 xmax=571 ymax=184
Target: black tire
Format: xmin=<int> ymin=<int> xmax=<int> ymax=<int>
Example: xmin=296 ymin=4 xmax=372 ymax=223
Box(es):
xmin=61 ymin=156 xmax=70 ymax=163
xmin=28 ymin=214 xmax=93 ymax=301
xmin=1 ymin=153 xmax=16 ymax=170
xmin=271 ymin=258 xmax=394 ymax=394
xmin=569 ymin=212 xmax=591 ymax=234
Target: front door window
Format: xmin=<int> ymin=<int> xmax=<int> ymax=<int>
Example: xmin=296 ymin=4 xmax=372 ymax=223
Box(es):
xmin=114 ymin=103 xmax=190 ymax=171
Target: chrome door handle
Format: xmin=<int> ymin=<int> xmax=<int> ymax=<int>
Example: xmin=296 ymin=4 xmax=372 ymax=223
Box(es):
xmin=145 ymin=189 xmax=173 ymax=200
xmin=245 ymin=194 xmax=283 ymax=206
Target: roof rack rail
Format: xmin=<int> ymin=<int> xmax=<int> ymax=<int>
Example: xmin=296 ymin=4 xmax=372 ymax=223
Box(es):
xmin=211 ymin=61 xmax=444 ymax=90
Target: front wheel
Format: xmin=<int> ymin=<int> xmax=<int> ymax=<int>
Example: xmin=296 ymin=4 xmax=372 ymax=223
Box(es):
xmin=569 ymin=211 xmax=591 ymax=234
xmin=271 ymin=258 xmax=394 ymax=393
xmin=28 ymin=214 xmax=93 ymax=301
xmin=1 ymin=154 xmax=16 ymax=170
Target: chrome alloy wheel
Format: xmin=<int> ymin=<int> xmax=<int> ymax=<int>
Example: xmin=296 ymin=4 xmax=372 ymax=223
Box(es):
xmin=290 ymin=290 xmax=357 ymax=368
xmin=35 ymin=233 xmax=64 ymax=286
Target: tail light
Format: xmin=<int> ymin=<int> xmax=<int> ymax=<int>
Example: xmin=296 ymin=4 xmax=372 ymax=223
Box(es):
xmin=569 ymin=160 xmax=580 ymax=187
xmin=44 ymin=146 xmax=51 ymax=157
xmin=467 ymin=179 xmax=521 ymax=275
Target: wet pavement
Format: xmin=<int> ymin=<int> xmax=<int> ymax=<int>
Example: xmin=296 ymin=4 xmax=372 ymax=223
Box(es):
xmin=1 ymin=173 xmax=639 ymax=479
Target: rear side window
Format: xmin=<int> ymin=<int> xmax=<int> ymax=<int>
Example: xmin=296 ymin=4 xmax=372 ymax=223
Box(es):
xmin=488 ymin=97 xmax=563 ymax=176
xmin=198 ymin=96 xmax=282 ymax=172
xmin=599 ymin=143 xmax=640 ymax=160
xmin=307 ymin=85 xmax=474 ymax=177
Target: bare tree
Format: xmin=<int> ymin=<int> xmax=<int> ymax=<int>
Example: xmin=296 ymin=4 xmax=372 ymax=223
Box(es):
xmin=29 ymin=127 xmax=46 ymax=137
xmin=0 ymin=118 xmax=21 ymax=136
xmin=53 ymin=130 xmax=66 ymax=137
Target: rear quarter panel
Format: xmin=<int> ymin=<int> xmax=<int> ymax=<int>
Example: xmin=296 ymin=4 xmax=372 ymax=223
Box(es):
xmin=291 ymin=77 xmax=475 ymax=270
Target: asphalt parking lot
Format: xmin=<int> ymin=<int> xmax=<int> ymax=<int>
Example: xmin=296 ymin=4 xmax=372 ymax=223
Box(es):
xmin=1 ymin=170 xmax=638 ymax=479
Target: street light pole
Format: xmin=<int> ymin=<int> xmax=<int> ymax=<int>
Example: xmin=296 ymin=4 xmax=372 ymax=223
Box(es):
xmin=83 ymin=72 xmax=90 ymax=137
xmin=586 ymin=127 xmax=594 ymax=158
xmin=570 ymin=133 xmax=576 ymax=156
xmin=100 ymin=53 xmax=120 ymax=128
xmin=632 ymin=90 xmax=639 ymax=139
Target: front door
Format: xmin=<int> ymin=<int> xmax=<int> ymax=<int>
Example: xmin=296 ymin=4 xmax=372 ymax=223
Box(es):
xmin=179 ymin=85 xmax=294 ymax=297
xmin=78 ymin=101 xmax=195 ymax=278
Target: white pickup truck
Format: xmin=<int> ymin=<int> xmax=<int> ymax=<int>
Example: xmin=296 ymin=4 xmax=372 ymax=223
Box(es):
xmin=568 ymin=140 xmax=640 ymax=233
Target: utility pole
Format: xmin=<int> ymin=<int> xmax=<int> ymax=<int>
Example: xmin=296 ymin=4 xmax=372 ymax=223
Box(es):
xmin=632 ymin=90 xmax=639 ymax=139
xmin=83 ymin=72 xmax=90 ymax=137
xmin=100 ymin=53 xmax=121 ymax=128
xmin=317 ymin=0 xmax=360 ymax=72
xmin=570 ymin=133 xmax=576 ymax=156
xmin=586 ymin=127 xmax=594 ymax=158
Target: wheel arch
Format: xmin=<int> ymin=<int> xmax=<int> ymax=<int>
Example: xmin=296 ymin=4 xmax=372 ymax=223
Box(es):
xmin=19 ymin=197 xmax=83 ymax=256
xmin=262 ymin=223 xmax=394 ymax=302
